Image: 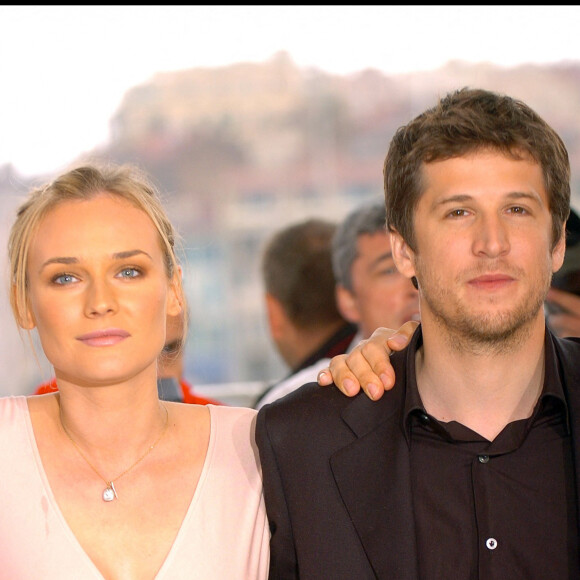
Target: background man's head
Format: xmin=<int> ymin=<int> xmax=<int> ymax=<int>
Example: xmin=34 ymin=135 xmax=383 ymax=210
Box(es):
xmin=552 ymin=207 xmax=580 ymax=296
xmin=262 ymin=218 xmax=348 ymax=369
xmin=332 ymin=201 xmax=420 ymax=339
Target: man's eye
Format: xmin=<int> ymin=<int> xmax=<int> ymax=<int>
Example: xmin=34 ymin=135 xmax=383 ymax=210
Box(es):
xmin=448 ymin=209 xmax=468 ymax=218
xmin=509 ymin=206 xmax=527 ymax=215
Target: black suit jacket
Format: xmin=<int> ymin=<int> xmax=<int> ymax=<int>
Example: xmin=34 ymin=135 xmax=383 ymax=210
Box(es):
xmin=256 ymin=329 xmax=580 ymax=579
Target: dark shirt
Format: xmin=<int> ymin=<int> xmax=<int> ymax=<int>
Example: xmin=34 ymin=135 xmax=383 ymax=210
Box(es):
xmin=291 ymin=321 xmax=358 ymax=373
xmin=254 ymin=321 xmax=357 ymax=408
xmin=405 ymin=331 xmax=579 ymax=579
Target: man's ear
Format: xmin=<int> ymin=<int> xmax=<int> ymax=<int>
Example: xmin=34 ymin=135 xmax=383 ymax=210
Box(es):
xmin=265 ymin=293 xmax=288 ymax=341
xmin=551 ymin=231 xmax=566 ymax=274
xmin=390 ymin=230 xmax=417 ymax=281
xmin=335 ymin=285 xmax=361 ymax=324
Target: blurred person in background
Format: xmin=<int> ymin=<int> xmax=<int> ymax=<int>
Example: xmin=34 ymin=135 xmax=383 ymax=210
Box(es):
xmin=254 ymin=218 xmax=358 ymax=407
xmin=545 ymin=206 xmax=580 ymax=338
xmin=156 ymin=307 xmax=223 ymax=404
xmin=255 ymin=201 xmax=419 ymax=409
xmin=34 ymin=306 xmax=223 ymax=405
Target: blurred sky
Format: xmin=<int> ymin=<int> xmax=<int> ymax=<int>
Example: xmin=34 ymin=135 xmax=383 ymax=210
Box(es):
xmin=2 ymin=5 xmax=580 ymax=178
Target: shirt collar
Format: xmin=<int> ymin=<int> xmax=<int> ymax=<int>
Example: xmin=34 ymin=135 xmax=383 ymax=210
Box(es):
xmin=402 ymin=324 xmax=570 ymax=443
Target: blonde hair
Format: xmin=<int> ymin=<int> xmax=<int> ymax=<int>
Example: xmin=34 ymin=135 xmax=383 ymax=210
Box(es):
xmin=8 ymin=162 xmax=186 ymax=341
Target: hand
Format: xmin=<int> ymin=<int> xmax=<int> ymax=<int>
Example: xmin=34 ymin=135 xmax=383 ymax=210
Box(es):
xmin=546 ymin=288 xmax=580 ymax=338
xmin=317 ymin=321 xmax=419 ymax=400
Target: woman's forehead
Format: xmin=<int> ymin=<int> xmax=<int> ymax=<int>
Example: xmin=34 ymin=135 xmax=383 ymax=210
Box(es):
xmin=30 ymin=196 xmax=162 ymax=260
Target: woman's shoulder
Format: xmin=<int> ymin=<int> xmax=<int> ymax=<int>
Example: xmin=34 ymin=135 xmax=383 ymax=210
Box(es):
xmin=208 ymin=403 xmax=258 ymax=418
xmin=0 ymin=395 xmax=28 ymax=417
xmin=0 ymin=396 xmax=32 ymax=441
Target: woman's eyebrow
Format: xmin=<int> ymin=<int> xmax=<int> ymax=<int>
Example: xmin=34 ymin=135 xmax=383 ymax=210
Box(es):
xmin=39 ymin=249 xmax=153 ymax=272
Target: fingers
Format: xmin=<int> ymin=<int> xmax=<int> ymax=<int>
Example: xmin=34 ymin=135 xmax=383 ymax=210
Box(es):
xmin=325 ymin=354 xmax=365 ymax=397
xmin=317 ymin=367 xmax=333 ymax=386
xmin=385 ymin=320 xmax=419 ymax=351
xmin=324 ymin=337 xmax=397 ymax=400
xmin=317 ymin=322 xmax=419 ymax=401
xmin=317 ymin=354 xmax=367 ymax=397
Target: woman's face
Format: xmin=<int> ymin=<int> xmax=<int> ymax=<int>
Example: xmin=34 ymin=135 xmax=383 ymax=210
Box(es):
xmin=24 ymin=193 xmax=181 ymax=387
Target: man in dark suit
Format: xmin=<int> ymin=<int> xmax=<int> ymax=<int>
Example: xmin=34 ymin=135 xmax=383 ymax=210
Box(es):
xmin=256 ymin=88 xmax=580 ymax=579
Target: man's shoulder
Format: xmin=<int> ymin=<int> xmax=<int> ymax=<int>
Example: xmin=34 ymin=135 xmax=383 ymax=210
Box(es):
xmin=263 ymin=376 xmax=349 ymax=411
xmin=255 ymin=358 xmax=331 ymax=409
xmin=257 ymin=377 xmax=357 ymax=430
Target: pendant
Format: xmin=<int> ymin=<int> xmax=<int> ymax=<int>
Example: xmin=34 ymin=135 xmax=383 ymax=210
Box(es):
xmin=102 ymin=481 xmax=117 ymax=502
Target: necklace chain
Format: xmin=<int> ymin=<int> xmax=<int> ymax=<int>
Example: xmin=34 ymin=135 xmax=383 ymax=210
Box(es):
xmin=60 ymin=403 xmax=169 ymax=501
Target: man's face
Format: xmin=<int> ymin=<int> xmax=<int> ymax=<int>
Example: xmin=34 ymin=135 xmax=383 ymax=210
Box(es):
xmin=336 ymin=231 xmax=420 ymax=339
xmin=390 ymin=150 xmax=565 ymax=346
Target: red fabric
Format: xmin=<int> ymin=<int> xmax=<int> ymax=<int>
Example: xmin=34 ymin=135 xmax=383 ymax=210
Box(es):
xmin=33 ymin=378 xmax=59 ymax=395
xmin=33 ymin=377 xmax=224 ymax=406
xmin=179 ymin=378 xmax=224 ymax=405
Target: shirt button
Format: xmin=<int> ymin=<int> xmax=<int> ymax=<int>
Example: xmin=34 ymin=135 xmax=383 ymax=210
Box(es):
xmin=486 ymin=538 xmax=498 ymax=550
xmin=419 ymin=413 xmax=429 ymax=424
xmin=478 ymin=455 xmax=490 ymax=463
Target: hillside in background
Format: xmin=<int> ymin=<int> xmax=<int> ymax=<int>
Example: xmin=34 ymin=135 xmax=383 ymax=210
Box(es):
xmin=2 ymin=53 xmax=580 ymax=398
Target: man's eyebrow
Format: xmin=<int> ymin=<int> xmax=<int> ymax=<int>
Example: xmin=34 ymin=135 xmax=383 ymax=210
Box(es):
xmin=39 ymin=249 xmax=153 ymax=271
xmin=433 ymin=191 xmax=543 ymax=208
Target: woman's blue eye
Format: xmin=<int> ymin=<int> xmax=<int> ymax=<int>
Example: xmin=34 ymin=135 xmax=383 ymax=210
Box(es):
xmin=118 ymin=268 xmax=140 ymax=278
xmin=53 ymin=273 xmax=77 ymax=285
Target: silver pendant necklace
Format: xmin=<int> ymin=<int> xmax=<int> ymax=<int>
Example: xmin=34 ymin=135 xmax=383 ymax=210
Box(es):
xmin=60 ymin=404 xmax=169 ymax=502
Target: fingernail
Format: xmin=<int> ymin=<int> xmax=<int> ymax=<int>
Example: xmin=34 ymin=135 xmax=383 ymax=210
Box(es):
xmin=317 ymin=371 xmax=327 ymax=383
xmin=380 ymin=373 xmax=390 ymax=388
xmin=343 ymin=379 xmax=356 ymax=395
xmin=390 ymin=333 xmax=408 ymax=348
xmin=368 ymin=383 xmax=379 ymax=400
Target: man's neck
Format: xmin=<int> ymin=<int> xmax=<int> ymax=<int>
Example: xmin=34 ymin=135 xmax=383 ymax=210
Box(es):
xmin=416 ymin=314 xmax=546 ymax=441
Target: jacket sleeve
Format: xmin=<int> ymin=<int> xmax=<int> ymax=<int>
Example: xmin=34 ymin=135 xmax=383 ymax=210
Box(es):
xmin=255 ymin=405 xmax=300 ymax=579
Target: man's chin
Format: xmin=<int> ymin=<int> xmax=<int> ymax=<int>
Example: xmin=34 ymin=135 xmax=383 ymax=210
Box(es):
xmin=456 ymin=311 xmax=536 ymax=343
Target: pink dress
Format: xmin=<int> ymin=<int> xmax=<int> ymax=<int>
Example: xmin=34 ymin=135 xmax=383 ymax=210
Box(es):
xmin=0 ymin=397 xmax=269 ymax=579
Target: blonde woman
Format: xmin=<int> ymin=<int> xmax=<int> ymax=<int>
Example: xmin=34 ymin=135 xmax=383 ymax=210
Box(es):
xmin=1 ymin=164 xmax=269 ymax=579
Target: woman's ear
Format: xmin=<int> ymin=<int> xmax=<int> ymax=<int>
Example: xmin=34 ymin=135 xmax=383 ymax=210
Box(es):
xmin=13 ymin=285 xmax=36 ymax=330
xmin=167 ymin=268 xmax=184 ymax=317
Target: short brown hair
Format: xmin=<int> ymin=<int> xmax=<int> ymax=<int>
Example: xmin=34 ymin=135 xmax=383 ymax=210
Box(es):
xmin=384 ymin=87 xmax=571 ymax=251
xmin=262 ymin=218 xmax=343 ymax=329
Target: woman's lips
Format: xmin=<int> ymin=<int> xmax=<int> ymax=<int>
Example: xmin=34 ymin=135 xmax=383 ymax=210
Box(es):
xmin=76 ymin=328 xmax=130 ymax=347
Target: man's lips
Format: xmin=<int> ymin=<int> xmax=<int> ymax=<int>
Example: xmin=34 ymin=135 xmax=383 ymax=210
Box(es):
xmin=76 ymin=328 xmax=130 ymax=346
xmin=468 ymin=273 xmax=515 ymax=291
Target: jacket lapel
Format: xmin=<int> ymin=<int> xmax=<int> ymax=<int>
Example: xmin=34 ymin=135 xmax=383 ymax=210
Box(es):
xmin=330 ymin=391 xmax=418 ymax=579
